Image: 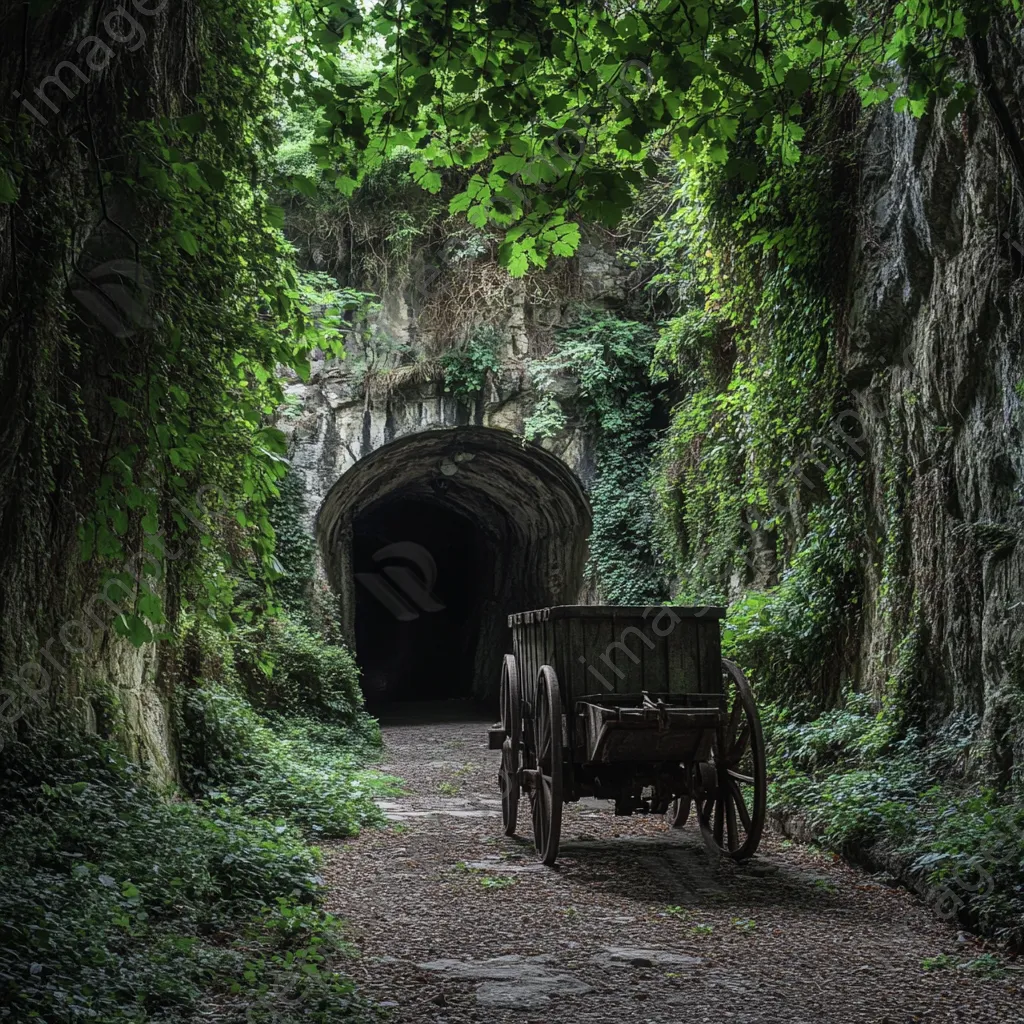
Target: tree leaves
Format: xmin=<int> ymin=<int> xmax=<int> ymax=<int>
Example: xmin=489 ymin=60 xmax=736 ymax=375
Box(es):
xmin=282 ymin=0 xmax=971 ymax=274
xmin=175 ymin=230 xmax=200 ymax=256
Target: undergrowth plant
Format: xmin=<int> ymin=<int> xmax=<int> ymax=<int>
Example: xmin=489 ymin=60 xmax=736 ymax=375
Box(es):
xmin=177 ymin=682 xmax=393 ymax=838
xmin=760 ymin=695 xmax=1024 ymax=947
xmin=0 ymin=731 xmax=386 ymax=1022
xmin=441 ymin=325 xmax=503 ymax=407
xmin=526 ymin=309 xmax=666 ymax=603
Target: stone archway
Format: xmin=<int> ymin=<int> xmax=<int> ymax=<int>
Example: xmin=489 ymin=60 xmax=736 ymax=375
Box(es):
xmin=315 ymin=426 xmax=591 ymax=705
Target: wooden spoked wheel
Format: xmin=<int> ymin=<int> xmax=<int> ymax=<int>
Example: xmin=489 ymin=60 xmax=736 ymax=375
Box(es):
xmin=666 ymin=791 xmax=692 ymax=829
xmin=529 ymin=666 xmax=563 ymax=866
xmin=695 ymin=658 xmax=766 ymax=860
xmin=499 ymin=654 xmax=521 ymax=837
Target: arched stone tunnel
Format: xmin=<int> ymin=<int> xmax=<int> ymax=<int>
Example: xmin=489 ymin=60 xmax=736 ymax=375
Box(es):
xmin=315 ymin=427 xmax=592 ymax=706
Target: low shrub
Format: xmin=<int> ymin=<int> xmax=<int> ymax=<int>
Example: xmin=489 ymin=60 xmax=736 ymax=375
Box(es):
xmin=0 ymin=733 xmax=376 ymax=1022
xmin=227 ymin=613 xmax=371 ymax=730
xmin=762 ymin=699 xmax=1024 ymax=946
xmin=178 ymin=682 xmax=396 ymax=838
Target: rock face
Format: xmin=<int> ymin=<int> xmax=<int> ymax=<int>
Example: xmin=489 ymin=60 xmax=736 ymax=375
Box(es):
xmin=842 ymin=47 xmax=1024 ymax=771
xmin=280 ymin=75 xmax=1024 ymax=725
xmin=0 ymin=4 xmax=199 ymax=784
xmin=279 ymin=361 xmax=594 ymax=544
xmin=277 ymin=254 xmax=618 ymax=704
xmin=280 ymin=350 xmax=595 ymax=704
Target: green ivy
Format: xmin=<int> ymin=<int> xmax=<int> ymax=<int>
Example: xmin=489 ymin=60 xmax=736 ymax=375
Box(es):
xmin=177 ymin=682 xmax=391 ymax=838
xmin=250 ymin=616 xmax=368 ymax=727
xmin=440 ymin=326 xmax=503 ymax=407
xmin=526 ymin=310 xmax=665 ymax=603
xmin=722 ymin=499 xmax=863 ymax=708
xmin=762 ymin=699 xmax=1024 ymax=946
xmin=650 ymin=132 xmax=856 ymax=603
xmin=267 ymin=471 xmax=318 ymax=615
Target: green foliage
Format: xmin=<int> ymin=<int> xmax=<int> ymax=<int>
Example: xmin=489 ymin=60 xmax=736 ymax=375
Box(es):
xmin=763 ymin=692 xmax=892 ymax=770
xmin=0 ymin=0 xmax=382 ymax=661
xmin=526 ymin=310 xmax=665 ymax=603
xmin=722 ymin=501 xmax=863 ymax=706
xmin=0 ymin=733 xmax=376 ymax=1022
xmin=283 ymin=0 xmax=998 ymax=272
xmin=478 ymin=875 xmax=516 ymax=890
xmin=651 ymin=308 xmax=732 ymax=390
xmin=206 ymin=467 xmax=371 ymax=733
xmin=267 ymin=472 xmax=317 ymax=614
xmin=440 ymin=326 xmax=503 ymax=405
xmin=280 ymin=146 xmax=444 ymax=305
xmin=921 ymin=952 xmax=1010 ymax=977
xmin=182 ymin=603 xmax=370 ymax=734
xmin=763 ymin=700 xmax=1024 ymax=946
xmin=69 ymin=0 xmax=345 ymax=645
xmin=177 ymin=682 xmax=390 ymax=838
xmin=260 ymin=616 xmax=368 ymax=725
xmin=296 ymin=271 xmax=379 ymax=356
xmin=650 ymin=135 xmax=858 ymax=603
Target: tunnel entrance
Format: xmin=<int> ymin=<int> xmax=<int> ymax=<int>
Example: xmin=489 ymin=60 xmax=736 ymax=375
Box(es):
xmin=316 ymin=427 xmax=591 ymax=707
xmin=352 ymin=498 xmax=488 ymax=704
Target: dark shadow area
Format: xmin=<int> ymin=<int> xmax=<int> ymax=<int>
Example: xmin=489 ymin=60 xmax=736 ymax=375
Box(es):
xmin=370 ymin=700 xmax=495 ymax=726
xmin=353 ymin=498 xmax=489 ymax=704
xmin=549 ymin=830 xmax=853 ymax=914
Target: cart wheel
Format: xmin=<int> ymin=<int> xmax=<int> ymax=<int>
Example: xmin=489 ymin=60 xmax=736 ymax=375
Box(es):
xmin=498 ymin=655 xmax=521 ymax=837
xmin=529 ymin=666 xmax=563 ymax=866
xmin=695 ymin=659 xmax=766 ymax=861
xmin=667 ymin=795 xmax=691 ymax=828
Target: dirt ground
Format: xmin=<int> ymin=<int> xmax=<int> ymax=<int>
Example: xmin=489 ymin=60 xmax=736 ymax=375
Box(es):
xmin=323 ymin=705 xmax=1022 ymax=1023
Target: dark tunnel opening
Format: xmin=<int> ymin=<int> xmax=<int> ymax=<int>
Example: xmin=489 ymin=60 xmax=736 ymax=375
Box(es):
xmin=316 ymin=427 xmax=592 ymax=708
xmin=352 ymin=498 xmax=489 ymax=705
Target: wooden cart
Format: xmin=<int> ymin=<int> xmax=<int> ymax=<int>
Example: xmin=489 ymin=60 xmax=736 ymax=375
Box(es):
xmin=488 ymin=605 xmax=766 ymax=865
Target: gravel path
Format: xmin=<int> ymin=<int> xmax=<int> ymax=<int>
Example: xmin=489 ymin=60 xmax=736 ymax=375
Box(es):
xmin=323 ymin=705 xmax=1022 ymax=1023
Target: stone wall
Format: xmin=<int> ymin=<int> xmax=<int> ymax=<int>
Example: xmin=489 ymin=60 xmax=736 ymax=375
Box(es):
xmin=842 ymin=31 xmax=1024 ymax=771
xmin=0 ymin=0 xmax=197 ymax=784
xmin=272 ymin=234 xmax=638 ymax=702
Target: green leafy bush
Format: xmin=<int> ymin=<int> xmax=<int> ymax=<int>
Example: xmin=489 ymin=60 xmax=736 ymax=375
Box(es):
xmin=243 ymin=615 xmax=369 ymax=729
xmin=761 ymin=698 xmax=1024 ymax=946
xmin=440 ymin=326 xmax=503 ymax=405
xmin=0 ymin=734 xmax=374 ymax=1022
xmin=178 ymin=682 xmax=392 ymax=838
xmin=526 ymin=310 xmax=666 ymax=603
xmin=182 ymin=604 xmax=371 ymax=737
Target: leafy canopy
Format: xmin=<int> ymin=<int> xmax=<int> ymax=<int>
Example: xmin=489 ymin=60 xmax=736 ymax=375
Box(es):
xmin=283 ymin=0 xmax=1009 ymax=274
